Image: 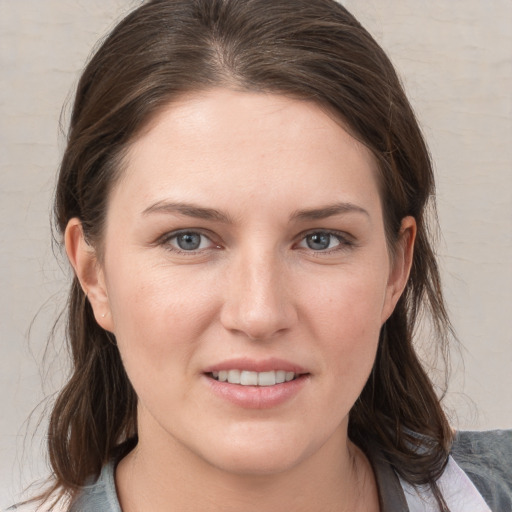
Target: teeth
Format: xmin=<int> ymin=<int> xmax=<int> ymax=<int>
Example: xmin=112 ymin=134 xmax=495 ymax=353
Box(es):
xmin=228 ymin=369 xmax=241 ymax=384
xmin=211 ymin=370 xmax=298 ymax=386
xmin=240 ymin=370 xmax=258 ymax=385
xmin=258 ymin=371 xmax=275 ymax=386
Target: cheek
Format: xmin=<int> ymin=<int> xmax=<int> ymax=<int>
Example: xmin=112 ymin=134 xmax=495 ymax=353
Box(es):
xmin=302 ymin=264 xmax=388 ymax=334
xmin=299 ymin=267 xmax=386 ymax=387
xmin=105 ymin=261 xmax=220 ymax=373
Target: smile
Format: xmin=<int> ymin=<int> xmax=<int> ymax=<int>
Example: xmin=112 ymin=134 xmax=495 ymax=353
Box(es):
xmin=205 ymin=371 xmax=309 ymax=409
xmin=209 ymin=370 xmax=298 ymax=386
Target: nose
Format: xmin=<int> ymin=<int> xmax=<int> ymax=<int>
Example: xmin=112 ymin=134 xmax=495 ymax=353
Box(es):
xmin=220 ymin=249 xmax=298 ymax=341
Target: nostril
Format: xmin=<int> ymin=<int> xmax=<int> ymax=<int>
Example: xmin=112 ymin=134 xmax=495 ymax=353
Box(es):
xmin=220 ymin=305 xmax=298 ymax=342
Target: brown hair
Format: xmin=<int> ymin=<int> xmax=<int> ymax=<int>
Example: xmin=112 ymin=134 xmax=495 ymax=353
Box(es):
xmin=44 ymin=0 xmax=454 ymax=509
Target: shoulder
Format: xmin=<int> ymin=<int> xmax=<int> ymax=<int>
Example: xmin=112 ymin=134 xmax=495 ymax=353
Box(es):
xmin=5 ymin=494 xmax=69 ymax=512
xmin=451 ymin=429 xmax=512 ymax=511
xmin=5 ymin=502 xmax=67 ymax=512
xmin=6 ymin=462 xmax=120 ymax=512
xmin=68 ymin=461 xmax=121 ymax=512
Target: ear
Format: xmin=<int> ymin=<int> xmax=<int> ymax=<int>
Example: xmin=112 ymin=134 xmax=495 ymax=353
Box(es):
xmin=65 ymin=218 xmax=115 ymax=332
xmin=381 ymin=216 xmax=416 ymax=323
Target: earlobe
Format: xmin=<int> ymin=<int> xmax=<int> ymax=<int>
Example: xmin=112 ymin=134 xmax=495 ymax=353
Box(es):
xmin=381 ymin=216 xmax=417 ymax=323
xmin=64 ymin=218 xmax=114 ymax=332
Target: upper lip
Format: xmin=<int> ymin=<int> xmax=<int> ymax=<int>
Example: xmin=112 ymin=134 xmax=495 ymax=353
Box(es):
xmin=203 ymin=357 xmax=308 ymax=374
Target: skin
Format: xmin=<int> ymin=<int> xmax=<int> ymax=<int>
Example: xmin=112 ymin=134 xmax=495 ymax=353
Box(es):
xmin=66 ymin=89 xmax=416 ymax=512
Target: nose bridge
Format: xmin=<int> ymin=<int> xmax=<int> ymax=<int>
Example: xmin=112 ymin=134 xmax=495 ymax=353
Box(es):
xmin=220 ymin=244 xmax=296 ymax=340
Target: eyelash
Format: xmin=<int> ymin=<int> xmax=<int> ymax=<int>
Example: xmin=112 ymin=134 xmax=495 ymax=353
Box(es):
xmin=158 ymin=229 xmax=220 ymax=255
xmin=157 ymin=229 xmax=355 ymax=255
xmin=295 ymin=230 xmax=355 ymax=254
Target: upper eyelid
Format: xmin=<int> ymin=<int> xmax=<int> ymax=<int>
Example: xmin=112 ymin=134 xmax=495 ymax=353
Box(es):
xmin=155 ymin=228 xmax=355 ymax=250
xmin=157 ymin=230 xmax=220 ymax=255
xmin=294 ymin=230 xmax=357 ymax=253
xmin=159 ymin=228 xmax=216 ymax=242
xmin=296 ymin=228 xmax=354 ymax=242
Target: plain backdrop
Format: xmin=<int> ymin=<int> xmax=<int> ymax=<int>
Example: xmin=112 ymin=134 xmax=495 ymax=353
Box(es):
xmin=1 ymin=0 xmax=511 ymax=506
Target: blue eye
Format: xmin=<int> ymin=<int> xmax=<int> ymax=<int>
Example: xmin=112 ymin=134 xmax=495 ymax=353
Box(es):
xmin=175 ymin=232 xmax=202 ymax=250
xmin=306 ymin=233 xmax=334 ymax=250
xmin=298 ymin=232 xmax=345 ymax=251
xmin=166 ymin=231 xmax=214 ymax=251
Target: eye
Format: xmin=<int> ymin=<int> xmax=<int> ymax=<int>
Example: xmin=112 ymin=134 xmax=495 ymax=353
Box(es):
xmin=164 ymin=231 xmax=217 ymax=252
xmin=297 ymin=231 xmax=349 ymax=251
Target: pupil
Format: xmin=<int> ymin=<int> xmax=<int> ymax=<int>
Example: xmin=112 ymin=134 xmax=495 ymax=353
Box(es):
xmin=177 ymin=233 xmax=201 ymax=250
xmin=307 ymin=233 xmax=330 ymax=250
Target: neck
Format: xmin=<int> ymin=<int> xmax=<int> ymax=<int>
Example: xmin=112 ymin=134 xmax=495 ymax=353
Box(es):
xmin=116 ymin=416 xmax=379 ymax=512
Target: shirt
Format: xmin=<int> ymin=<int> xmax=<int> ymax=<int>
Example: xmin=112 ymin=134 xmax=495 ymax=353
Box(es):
xmin=8 ymin=430 xmax=512 ymax=512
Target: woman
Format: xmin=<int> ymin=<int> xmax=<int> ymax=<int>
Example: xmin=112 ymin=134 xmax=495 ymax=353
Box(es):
xmin=12 ymin=0 xmax=511 ymax=511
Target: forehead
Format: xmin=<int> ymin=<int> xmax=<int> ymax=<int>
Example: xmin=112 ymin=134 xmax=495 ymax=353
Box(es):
xmin=113 ymin=88 xmax=381 ymax=216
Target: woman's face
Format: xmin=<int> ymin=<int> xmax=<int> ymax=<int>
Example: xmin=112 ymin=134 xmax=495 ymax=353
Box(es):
xmin=73 ymin=89 xmax=414 ymax=475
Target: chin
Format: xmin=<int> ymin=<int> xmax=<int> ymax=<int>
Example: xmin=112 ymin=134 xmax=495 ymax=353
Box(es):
xmin=210 ymin=448 xmax=306 ymax=477
xmin=196 ymin=425 xmax=319 ymax=477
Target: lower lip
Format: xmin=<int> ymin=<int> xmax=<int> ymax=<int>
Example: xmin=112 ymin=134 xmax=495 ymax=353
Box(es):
xmin=204 ymin=374 xmax=310 ymax=409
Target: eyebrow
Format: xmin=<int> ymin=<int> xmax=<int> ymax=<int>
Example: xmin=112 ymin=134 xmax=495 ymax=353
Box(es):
xmin=142 ymin=200 xmax=369 ymax=223
xmin=290 ymin=202 xmax=369 ymax=221
xmin=142 ymin=201 xmax=233 ymax=223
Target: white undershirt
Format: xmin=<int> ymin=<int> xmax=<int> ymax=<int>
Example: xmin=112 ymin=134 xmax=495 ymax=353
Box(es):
xmin=399 ymin=456 xmax=491 ymax=512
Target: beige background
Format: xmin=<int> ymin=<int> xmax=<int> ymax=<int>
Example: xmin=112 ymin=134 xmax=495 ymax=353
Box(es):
xmin=1 ymin=0 xmax=511 ymax=506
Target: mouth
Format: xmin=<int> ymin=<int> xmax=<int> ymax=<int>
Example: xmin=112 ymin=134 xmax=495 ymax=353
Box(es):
xmin=207 ymin=369 xmax=303 ymax=386
xmin=202 ymin=358 xmax=310 ymax=408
